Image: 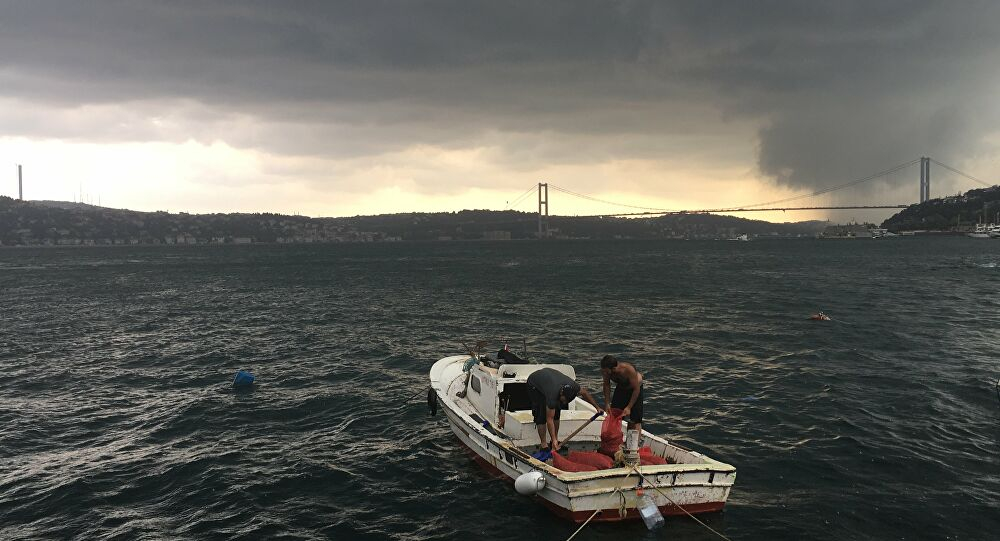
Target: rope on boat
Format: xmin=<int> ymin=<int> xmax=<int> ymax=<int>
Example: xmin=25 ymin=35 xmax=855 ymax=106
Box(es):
xmin=560 ymin=486 xmax=627 ymax=541
xmin=619 ymin=469 xmax=635 ymax=518
xmin=380 ymin=385 xmax=431 ymax=415
xmin=563 ymin=509 xmax=601 ymax=541
xmin=616 ymin=487 xmax=628 ymax=519
xmin=631 ymin=466 xmax=733 ymax=541
xmin=402 ymin=385 xmax=430 ymax=405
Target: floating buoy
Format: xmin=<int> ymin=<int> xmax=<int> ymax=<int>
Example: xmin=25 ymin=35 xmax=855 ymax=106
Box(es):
xmin=233 ymin=370 xmax=255 ymax=387
xmin=514 ymin=471 xmax=546 ymax=496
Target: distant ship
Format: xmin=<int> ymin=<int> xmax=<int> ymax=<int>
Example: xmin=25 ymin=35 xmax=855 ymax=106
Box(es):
xmin=727 ymin=234 xmax=749 ymax=242
xmin=968 ymin=223 xmax=992 ymax=238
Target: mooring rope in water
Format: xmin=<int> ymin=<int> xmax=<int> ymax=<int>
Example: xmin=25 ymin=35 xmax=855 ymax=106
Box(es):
xmin=630 ymin=466 xmax=733 ymax=541
xmin=401 ymin=385 xmax=430 ymax=405
xmin=560 ymin=486 xmax=628 ymax=541
xmin=377 ymin=384 xmax=433 ymax=416
xmin=563 ymin=508 xmax=601 ymax=541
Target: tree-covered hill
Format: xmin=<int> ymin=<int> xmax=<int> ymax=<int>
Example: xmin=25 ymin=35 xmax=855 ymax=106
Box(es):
xmin=0 ymin=196 xmax=828 ymax=246
xmin=882 ymin=186 xmax=1000 ymax=231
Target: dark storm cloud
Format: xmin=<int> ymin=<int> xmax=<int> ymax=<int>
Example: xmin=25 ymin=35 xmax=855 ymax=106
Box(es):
xmin=657 ymin=1 xmax=1000 ymax=194
xmin=2 ymin=0 xmax=998 ymax=191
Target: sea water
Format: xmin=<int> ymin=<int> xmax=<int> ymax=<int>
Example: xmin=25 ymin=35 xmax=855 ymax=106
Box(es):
xmin=1 ymin=239 xmax=999 ymax=540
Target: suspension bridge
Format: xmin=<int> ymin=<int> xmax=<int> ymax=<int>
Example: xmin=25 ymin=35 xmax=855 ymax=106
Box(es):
xmin=502 ymin=157 xmax=996 ymax=237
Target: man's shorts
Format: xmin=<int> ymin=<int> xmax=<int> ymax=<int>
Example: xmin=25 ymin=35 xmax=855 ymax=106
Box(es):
xmin=528 ymin=384 xmax=563 ymax=425
xmin=611 ymin=383 xmax=644 ymax=424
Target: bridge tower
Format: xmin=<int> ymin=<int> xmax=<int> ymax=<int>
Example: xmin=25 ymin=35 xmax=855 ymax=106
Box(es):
xmin=919 ymin=157 xmax=931 ymax=203
xmin=537 ymin=182 xmax=549 ymax=238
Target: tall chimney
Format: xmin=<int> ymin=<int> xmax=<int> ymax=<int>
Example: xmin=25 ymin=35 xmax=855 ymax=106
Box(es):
xmin=18 ymin=164 xmax=22 ymax=200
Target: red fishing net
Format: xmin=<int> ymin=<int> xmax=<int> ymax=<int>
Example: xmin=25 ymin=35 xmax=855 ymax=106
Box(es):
xmin=566 ymin=450 xmax=614 ymax=469
xmin=639 ymin=446 xmax=669 ymax=465
xmin=551 ymin=451 xmax=598 ymax=472
xmin=599 ymin=408 xmax=625 ymax=455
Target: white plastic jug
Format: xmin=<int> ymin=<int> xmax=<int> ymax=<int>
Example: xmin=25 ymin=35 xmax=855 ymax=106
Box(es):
xmin=637 ymin=491 xmax=665 ymax=530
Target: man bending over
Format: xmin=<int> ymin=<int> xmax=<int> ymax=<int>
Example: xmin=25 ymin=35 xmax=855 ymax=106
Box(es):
xmin=526 ymin=367 xmax=602 ymax=452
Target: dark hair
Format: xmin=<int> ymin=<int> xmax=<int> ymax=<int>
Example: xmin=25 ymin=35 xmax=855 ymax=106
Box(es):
xmin=560 ymin=383 xmax=580 ymax=401
xmin=600 ymin=355 xmax=618 ymax=369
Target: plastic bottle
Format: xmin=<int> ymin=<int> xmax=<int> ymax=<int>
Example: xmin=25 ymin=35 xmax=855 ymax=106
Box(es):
xmin=636 ymin=489 xmax=665 ymax=530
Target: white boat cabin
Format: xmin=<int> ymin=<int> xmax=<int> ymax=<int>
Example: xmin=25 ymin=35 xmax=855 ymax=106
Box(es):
xmin=462 ymin=362 xmax=605 ymax=449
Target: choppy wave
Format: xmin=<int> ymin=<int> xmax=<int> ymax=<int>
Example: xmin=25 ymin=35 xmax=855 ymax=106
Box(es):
xmin=1 ymin=239 xmax=999 ymax=540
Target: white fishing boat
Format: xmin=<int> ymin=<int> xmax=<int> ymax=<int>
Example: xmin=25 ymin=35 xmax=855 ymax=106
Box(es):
xmin=429 ymin=354 xmax=736 ymax=522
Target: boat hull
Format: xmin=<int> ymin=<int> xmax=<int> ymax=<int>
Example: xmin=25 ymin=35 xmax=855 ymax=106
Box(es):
xmin=452 ymin=421 xmax=727 ymax=521
xmin=430 ymin=356 xmax=735 ymax=523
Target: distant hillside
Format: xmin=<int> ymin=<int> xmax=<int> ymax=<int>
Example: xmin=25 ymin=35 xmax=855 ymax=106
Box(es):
xmin=29 ymin=200 xmax=104 ymax=211
xmin=0 ymin=196 xmax=828 ymax=246
xmin=882 ymin=186 xmax=1000 ymax=231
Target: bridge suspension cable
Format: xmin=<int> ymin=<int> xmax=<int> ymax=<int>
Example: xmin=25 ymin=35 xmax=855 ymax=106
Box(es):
xmin=548 ymin=184 xmax=678 ymax=213
xmin=725 ymin=158 xmax=921 ymax=209
xmin=540 ymin=158 xmax=921 ymax=215
xmin=502 ymin=157 xmax=993 ymax=217
xmin=505 ymin=185 xmax=538 ymax=209
xmin=929 ymin=159 xmax=995 ymax=188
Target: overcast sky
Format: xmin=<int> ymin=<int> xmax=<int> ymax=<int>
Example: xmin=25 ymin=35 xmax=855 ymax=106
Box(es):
xmin=1 ymin=1 xmax=998 ymax=220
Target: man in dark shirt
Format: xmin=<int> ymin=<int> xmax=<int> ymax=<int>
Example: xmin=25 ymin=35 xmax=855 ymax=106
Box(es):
xmin=526 ymin=367 xmax=602 ymax=452
xmin=601 ymin=355 xmax=644 ymax=434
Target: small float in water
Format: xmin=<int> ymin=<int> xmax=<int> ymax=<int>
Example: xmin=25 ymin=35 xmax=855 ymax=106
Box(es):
xmin=233 ymin=369 xmax=255 ymax=387
xmin=428 ymin=353 xmax=736 ymax=522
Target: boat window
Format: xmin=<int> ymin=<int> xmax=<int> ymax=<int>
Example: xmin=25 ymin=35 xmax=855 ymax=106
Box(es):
xmin=498 ymin=382 xmax=532 ymax=411
xmin=471 ymin=375 xmax=481 ymax=394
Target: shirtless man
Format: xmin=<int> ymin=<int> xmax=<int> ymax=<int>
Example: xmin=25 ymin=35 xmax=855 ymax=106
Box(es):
xmin=600 ymin=355 xmax=644 ymax=433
